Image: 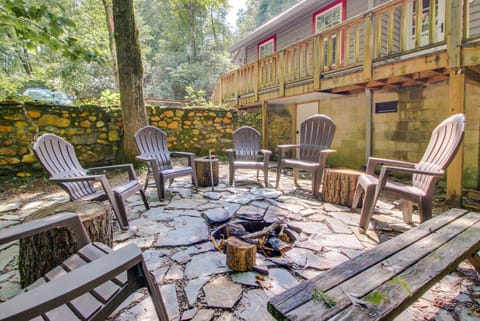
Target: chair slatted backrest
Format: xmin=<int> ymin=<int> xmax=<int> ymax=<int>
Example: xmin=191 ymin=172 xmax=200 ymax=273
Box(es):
xmin=34 ymin=134 xmax=97 ymax=200
xmin=134 ymin=126 xmax=172 ymax=171
xmin=232 ymin=126 xmax=261 ymax=161
xmin=299 ymin=114 xmax=336 ymax=162
xmin=414 ymin=113 xmax=465 ymax=193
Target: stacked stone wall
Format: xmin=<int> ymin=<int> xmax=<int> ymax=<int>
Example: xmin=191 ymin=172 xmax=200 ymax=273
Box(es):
xmin=0 ymin=102 xmax=257 ymax=177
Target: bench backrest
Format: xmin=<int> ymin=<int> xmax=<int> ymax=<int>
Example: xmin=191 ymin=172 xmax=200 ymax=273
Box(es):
xmin=232 ymin=126 xmax=261 ymax=161
xmin=414 ymin=113 xmax=465 ymax=194
xmin=34 ymin=134 xmax=97 ymax=200
xmin=134 ymin=126 xmax=172 ymax=171
xmin=299 ymin=114 xmax=336 ymax=162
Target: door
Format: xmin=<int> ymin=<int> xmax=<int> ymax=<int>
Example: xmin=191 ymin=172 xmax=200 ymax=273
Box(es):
xmin=296 ymin=102 xmax=319 ymax=144
xmin=406 ymin=0 xmax=445 ymax=49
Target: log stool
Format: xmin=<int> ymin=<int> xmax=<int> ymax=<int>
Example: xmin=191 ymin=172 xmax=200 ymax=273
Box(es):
xmin=322 ymin=168 xmax=363 ymax=206
xmin=194 ymin=155 xmax=219 ymax=187
xmin=18 ymin=200 xmax=112 ymax=287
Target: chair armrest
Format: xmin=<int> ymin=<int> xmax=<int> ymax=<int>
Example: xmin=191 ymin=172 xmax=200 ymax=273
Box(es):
xmin=382 ymin=165 xmax=444 ymax=177
xmin=87 ymin=164 xmax=137 ymax=180
xmin=50 ymin=174 xmax=105 ymax=183
xmin=171 ymin=151 xmax=195 ymax=157
xmin=320 ymin=149 xmax=336 ymax=154
xmin=260 ymin=149 xmax=272 ymax=156
xmin=366 ymin=157 xmax=417 ymax=175
xmin=0 ymin=243 xmax=143 ymax=321
xmin=278 ymin=144 xmax=300 ymax=158
xmin=0 ymin=212 xmax=90 ymax=248
xmin=277 ymin=144 xmax=300 ymax=150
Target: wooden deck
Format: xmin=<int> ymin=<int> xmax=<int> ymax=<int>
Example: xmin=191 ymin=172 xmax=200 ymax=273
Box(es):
xmin=212 ymin=0 xmax=480 ymax=108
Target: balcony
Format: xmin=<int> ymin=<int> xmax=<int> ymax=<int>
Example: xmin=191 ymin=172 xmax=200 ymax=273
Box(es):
xmin=212 ymin=0 xmax=480 ymax=107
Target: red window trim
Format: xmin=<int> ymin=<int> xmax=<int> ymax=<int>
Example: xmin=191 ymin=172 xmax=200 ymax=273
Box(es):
xmin=257 ymin=35 xmax=277 ymax=59
xmin=311 ymin=0 xmax=346 ymax=34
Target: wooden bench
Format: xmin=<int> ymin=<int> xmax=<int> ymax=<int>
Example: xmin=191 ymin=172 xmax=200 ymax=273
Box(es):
xmin=268 ymin=208 xmax=480 ymax=320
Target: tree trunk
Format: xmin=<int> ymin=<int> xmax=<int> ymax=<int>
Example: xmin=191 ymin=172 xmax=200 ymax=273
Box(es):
xmin=18 ymin=201 xmax=112 ymax=288
xmin=112 ymin=0 xmax=148 ymax=163
xmin=102 ymin=0 xmax=119 ymax=90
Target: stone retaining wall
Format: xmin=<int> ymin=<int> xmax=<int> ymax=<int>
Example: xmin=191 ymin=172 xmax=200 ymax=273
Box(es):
xmin=0 ymin=102 xmax=254 ymax=177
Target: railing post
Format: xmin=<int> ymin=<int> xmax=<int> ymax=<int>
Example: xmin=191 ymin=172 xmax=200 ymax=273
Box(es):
xmin=446 ymin=0 xmax=462 ymax=68
xmin=254 ymin=61 xmax=259 ymax=102
xmin=261 ymin=101 xmax=268 ymax=149
xmin=446 ymin=0 xmax=465 ymax=207
xmin=363 ymin=12 xmax=373 ymax=81
xmin=278 ymin=51 xmax=285 ymax=97
xmin=313 ymin=35 xmax=321 ymax=90
xmin=217 ymin=77 xmax=224 ymax=105
xmin=234 ymin=70 xmax=239 ymax=106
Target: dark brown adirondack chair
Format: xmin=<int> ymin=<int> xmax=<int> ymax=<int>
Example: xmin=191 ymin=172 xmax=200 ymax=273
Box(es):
xmin=0 ymin=212 xmax=168 ymax=321
xmin=134 ymin=126 xmax=198 ymax=200
xmin=226 ymin=126 xmax=272 ymax=187
xmin=276 ymin=114 xmax=336 ymax=197
xmin=33 ymin=134 xmax=149 ymax=231
xmin=352 ymin=113 xmax=465 ymax=233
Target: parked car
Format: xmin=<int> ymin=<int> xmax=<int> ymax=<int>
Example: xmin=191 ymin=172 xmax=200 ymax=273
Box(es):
xmin=22 ymin=88 xmax=73 ymax=105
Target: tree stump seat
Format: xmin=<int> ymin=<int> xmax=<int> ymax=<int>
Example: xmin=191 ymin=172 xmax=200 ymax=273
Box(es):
xmin=322 ymin=168 xmax=363 ymax=206
xmin=194 ymin=156 xmax=219 ymax=187
xmin=19 ymin=200 xmax=112 ymax=288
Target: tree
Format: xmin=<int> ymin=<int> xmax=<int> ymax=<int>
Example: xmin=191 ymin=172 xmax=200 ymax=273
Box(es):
xmin=112 ymin=0 xmax=148 ymax=162
xmin=236 ymin=0 xmax=301 ymax=38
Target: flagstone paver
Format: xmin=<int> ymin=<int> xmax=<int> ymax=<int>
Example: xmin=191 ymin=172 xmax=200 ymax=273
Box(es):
xmin=0 ymin=162 xmax=479 ymax=321
xmin=203 ymin=276 xmax=242 ymax=308
xmin=185 ymin=276 xmax=210 ymax=307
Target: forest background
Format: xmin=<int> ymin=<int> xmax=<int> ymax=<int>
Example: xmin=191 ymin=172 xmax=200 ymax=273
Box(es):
xmin=0 ymin=0 xmax=301 ymax=104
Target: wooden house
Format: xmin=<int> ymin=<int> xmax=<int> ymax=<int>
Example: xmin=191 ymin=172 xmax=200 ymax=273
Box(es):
xmin=212 ymin=0 xmax=480 ymax=205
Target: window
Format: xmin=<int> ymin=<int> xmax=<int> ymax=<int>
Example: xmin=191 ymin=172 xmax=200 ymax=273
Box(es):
xmin=258 ymin=36 xmax=276 ymax=59
xmin=313 ymin=0 xmax=345 ymax=68
xmin=313 ymin=1 xmax=345 ymax=34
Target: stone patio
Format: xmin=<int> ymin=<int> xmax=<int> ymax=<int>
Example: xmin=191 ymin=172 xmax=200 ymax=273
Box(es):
xmin=0 ymin=163 xmax=479 ymax=321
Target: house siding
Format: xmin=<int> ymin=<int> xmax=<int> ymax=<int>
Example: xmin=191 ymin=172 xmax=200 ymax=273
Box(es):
xmin=314 ymin=80 xmax=480 ymax=190
xmin=244 ymin=0 xmax=379 ymax=65
xmin=470 ymin=1 xmax=480 ymax=38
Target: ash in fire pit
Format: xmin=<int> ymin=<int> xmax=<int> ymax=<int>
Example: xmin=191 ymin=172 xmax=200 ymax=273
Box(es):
xmin=211 ymin=220 xmax=296 ymax=271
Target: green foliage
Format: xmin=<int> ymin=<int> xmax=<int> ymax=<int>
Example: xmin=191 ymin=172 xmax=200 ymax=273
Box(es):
xmin=311 ymin=289 xmax=337 ymax=308
xmin=389 ymin=276 xmax=412 ymax=296
xmin=0 ymin=0 xmax=235 ymax=103
xmin=365 ymin=291 xmax=386 ymax=305
xmin=236 ymin=0 xmax=301 ymax=38
xmin=184 ymin=86 xmax=207 ymax=106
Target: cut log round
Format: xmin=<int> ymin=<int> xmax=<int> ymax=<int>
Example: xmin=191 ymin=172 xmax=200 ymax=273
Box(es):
xmin=19 ymin=200 xmax=112 ymax=288
xmin=225 ymin=236 xmax=256 ymax=272
xmin=194 ymin=156 xmax=219 ymax=187
xmin=322 ymin=168 xmax=363 ymax=206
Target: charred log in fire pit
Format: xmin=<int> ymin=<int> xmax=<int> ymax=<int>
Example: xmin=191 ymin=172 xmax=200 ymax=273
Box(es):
xmin=211 ymin=220 xmax=295 ymax=271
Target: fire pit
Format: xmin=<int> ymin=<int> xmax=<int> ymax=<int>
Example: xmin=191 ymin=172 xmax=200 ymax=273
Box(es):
xmin=211 ymin=220 xmax=296 ymax=271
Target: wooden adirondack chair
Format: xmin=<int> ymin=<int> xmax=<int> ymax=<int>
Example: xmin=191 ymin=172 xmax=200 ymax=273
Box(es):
xmin=226 ymin=126 xmax=272 ymax=187
xmin=0 ymin=212 xmax=168 ymax=321
xmin=33 ymin=134 xmax=149 ymax=231
xmin=276 ymin=114 xmax=336 ymax=197
xmin=352 ymin=113 xmax=466 ymax=233
xmin=134 ymin=126 xmax=198 ymax=200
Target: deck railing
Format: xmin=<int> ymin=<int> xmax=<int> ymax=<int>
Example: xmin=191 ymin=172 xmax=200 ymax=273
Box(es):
xmin=212 ymin=0 xmax=478 ymax=105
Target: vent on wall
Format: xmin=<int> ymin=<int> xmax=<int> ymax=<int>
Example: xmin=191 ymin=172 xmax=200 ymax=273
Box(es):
xmin=375 ymin=101 xmax=398 ymax=113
